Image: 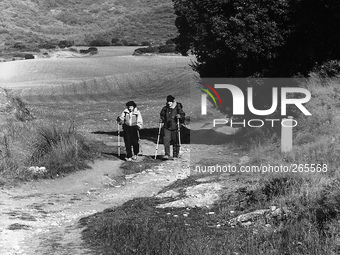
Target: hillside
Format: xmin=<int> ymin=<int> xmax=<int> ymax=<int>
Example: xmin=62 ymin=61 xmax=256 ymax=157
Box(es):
xmin=0 ymin=0 xmax=178 ymax=49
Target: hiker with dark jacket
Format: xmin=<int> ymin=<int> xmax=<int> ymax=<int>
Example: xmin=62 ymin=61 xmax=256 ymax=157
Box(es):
xmin=117 ymin=101 xmax=143 ymax=161
xmin=159 ymin=95 xmax=185 ymax=159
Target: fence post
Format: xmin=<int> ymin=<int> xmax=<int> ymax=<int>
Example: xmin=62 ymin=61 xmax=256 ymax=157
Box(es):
xmin=281 ymin=116 xmax=293 ymax=152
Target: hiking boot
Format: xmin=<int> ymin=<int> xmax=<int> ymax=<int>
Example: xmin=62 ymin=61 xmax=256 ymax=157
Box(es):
xmin=173 ymin=146 xmax=180 ymax=158
xmin=163 ymin=155 xmax=173 ymax=160
xmin=132 ymin=155 xmax=137 ymax=160
xmin=125 ymin=157 xmax=132 ymax=161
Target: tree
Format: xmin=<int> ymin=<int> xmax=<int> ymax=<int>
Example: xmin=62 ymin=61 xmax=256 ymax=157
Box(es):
xmin=172 ymin=0 xmax=291 ymax=77
xmin=111 ymin=37 xmax=120 ymax=45
xmin=273 ymin=0 xmax=340 ymax=76
xmin=172 ymin=0 xmax=340 ymax=77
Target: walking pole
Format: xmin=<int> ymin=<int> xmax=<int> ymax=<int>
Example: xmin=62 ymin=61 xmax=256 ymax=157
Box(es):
xmin=155 ymin=122 xmax=162 ymax=159
xmin=177 ymin=119 xmax=181 ymax=155
xmin=117 ymin=122 xmax=121 ymax=158
xmin=137 ymin=129 xmax=143 ymax=155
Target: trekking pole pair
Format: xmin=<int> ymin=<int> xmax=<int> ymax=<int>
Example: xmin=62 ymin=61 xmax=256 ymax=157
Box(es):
xmin=117 ymin=121 xmax=121 ymax=157
xmin=177 ymin=118 xmax=181 ymax=155
xmin=154 ymin=120 xmax=181 ymax=159
xmin=137 ymin=129 xmax=143 ymax=156
xmin=155 ymin=122 xmax=162 ymax=159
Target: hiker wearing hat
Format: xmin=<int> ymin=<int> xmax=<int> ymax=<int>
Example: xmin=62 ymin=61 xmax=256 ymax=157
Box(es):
xmin=159 ymin=95 xmax=185 ymax=159
xmin=117 ymin=101 xmax=143 ymax=161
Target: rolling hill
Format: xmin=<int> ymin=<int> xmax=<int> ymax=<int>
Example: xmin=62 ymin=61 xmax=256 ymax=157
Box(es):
xmin=0 ymin=0 xmax=178 ymax=49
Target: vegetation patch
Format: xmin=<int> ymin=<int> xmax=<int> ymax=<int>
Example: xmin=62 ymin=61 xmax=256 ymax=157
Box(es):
xmin=0 ymin=119 xmax=94 ymax=184
xmin=80 ymin=172 xmax=340 ymax=254
xmin=29 ymin=123 xmax=93 ymax=178
xmin=0 ymin=0 xmax=178 ymax=49
xmin=8 ymin=223 xmax=32 ymax=230
xmin=133 ymin=43 xmax=178 ymax=55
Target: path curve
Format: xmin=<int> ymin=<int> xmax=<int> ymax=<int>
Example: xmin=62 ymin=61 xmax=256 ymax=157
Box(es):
xmin=0 ymin=145 xmax=190 ymax=255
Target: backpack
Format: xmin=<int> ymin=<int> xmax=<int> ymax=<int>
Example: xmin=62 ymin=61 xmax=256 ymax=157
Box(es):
xmin=176 ymin=102 xmax=185 ymax=124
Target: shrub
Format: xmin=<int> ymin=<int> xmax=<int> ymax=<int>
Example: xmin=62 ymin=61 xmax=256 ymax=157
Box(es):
xmin=133 ymin=46 xmax=158 ymax=55
xmin=88 ymin=47 xmax=98 ymax=54
xmin=12 ymin=52 xmax=26 ymax=58
xmin=58 ymin=40 xmax=74 ymax=48
xmin=89 ymin=39 xmax=111 ymax=46
xmin=7 ymin=95 xmax=35 ymax=122
xmin=141 ymin=41 xmax=151 ymax=46
xmin=119 ymin=39 xmax=128 ymax=46
xmin=68 ymin=47 xmax=78 ymax=53
xmin=39 ymin=42 xmax=56 ymax=49
xmin=30 ymin=123 xmax=93 ymax=177
xmin=13 ymin=42 xmax=26 ymax=49
xmin=158 ymin=44 xmax=177 ymax=53
xmin=165 ymin=38 xmax=175 ymax=45
xmin=313 ymin=60 xmax=340 ymax=78
xmin=80 ymin=47 xmax=98 ymax=54
xmin=128 ymin=42 xmax=140 ymax=46
xmin=24 ymin=54 xmax=34 ymax=60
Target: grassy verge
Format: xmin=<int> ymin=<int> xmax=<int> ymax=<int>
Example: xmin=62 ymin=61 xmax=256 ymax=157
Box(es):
xmin=80 ymin=78 xmax=340 ymax=254
xmin=80 ymin=173 xmax=340 ymax=254
xmin=80 ymin=177 xmax=340 ymax=254
xmin=0 ymin=119 xmax=94 ymax=185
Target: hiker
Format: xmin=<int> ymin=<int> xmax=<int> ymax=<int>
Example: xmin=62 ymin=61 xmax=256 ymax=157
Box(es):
xmin=159 ymin=95 xmax=185 ymax=159
xmin=117 ymin=101 xmax=143 ymax=161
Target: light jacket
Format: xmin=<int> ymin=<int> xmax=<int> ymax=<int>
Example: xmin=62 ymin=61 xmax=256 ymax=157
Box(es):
xmin=119 ymin=108 xmax=143 ymax=129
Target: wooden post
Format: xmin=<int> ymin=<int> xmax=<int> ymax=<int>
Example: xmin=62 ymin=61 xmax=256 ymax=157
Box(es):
xmin=281 ymin=116 xmax=293 ymax=152
xmin=201 ymin=93 xmax=207 ymax=115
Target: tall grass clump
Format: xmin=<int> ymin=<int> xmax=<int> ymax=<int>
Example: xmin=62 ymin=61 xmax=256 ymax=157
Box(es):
xmin=287 ymin=78 xmax=340 ymax=175
xmin=30 ymin=122 xmax=93 ymax=177
xmin=0 ymin=119 xmax=50 ymax=185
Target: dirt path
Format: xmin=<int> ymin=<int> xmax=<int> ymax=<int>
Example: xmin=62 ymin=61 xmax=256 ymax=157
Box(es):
xmin=0 ymin=144 xmax=190 ymax=255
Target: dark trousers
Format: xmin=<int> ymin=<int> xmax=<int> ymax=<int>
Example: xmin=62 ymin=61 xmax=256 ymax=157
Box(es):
xmin=163 ymin=128 xmax=180 ymax=157
xmin=123 ymin=125 xmax=139 ymax=158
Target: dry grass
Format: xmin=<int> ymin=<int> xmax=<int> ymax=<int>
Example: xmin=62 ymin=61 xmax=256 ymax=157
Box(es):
xmin=0 ymin=119 xmax=94 ymax=183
